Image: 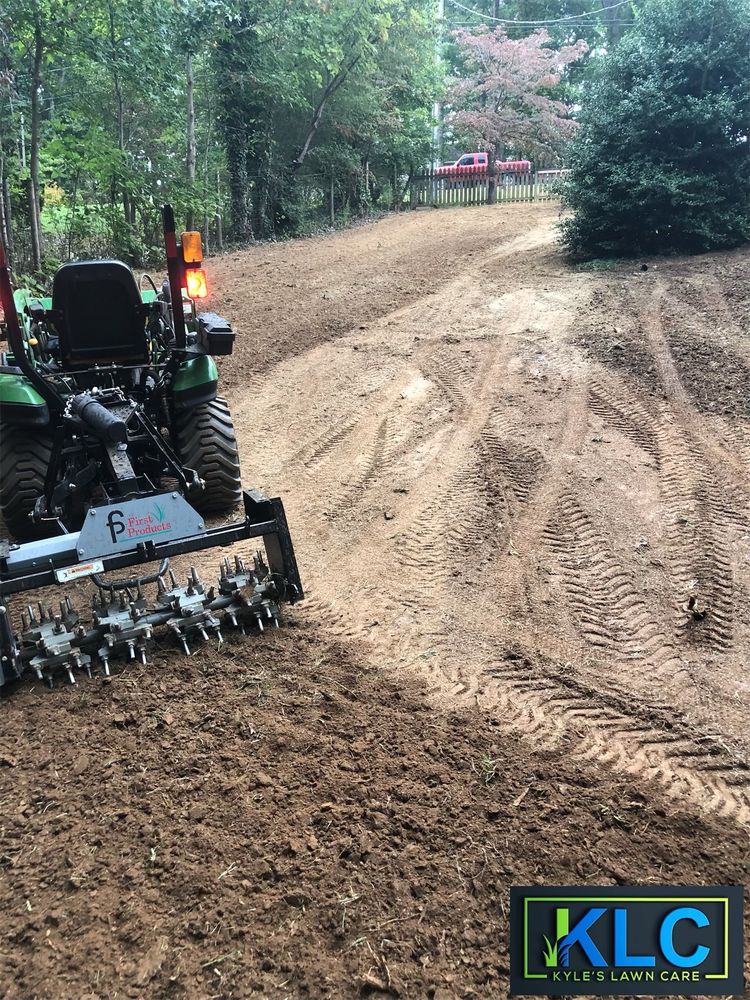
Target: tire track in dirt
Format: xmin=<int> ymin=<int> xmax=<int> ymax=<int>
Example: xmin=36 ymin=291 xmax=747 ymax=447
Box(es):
xmin=586 ymin=365 xmax=743 ymax=658
xmin=588 ymin=384 xmax=660 ymax=465
xmin=222 ymin=217 xmax=750 ymax=830
xmin=433 ymin=645 xmax=750 ymax=825
xmin=542 ymin=492 xmax=684 ymax=674
xmin=640 ymin=287 xmax=746 ymax=655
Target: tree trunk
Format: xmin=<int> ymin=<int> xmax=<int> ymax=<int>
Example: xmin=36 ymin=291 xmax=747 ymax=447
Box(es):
xmin=226 ymin=139 xmax=251 ymax=242
xmin=0 ymin=148 xmax=9 ymax=257
xmin=29 ymin=8 xmax=44 ymax=272
xmin=215 ymin=169 xmax=224 ymax=252
xmin=19 ymin=114 xmax=27 ymax=169
xmin=186 ymin=51 xmax=196 ymax=231
xmin=291 ymin=54 xmax=361 ymax=174
xmin=486 ymin=146 xmax=497 ymax=205
xmin=108 ymin=0 xmax=131 ymax=229
xmin=1 ymin=172 xmax=12 ymax=265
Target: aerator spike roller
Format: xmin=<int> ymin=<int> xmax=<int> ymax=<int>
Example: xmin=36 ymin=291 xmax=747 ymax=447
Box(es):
xmin=0 ymin=206 xmax=303 ymax=690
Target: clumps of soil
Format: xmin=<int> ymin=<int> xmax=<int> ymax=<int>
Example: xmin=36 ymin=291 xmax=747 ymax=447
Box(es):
xmin=1 ymin=624 xmax=748 ymax=999
xmin=574 ymin=283 xmax=663 ymax=395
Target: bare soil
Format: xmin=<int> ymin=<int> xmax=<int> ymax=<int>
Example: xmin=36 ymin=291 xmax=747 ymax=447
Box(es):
xmin=3 ymin=204 xmax=750 ymax=998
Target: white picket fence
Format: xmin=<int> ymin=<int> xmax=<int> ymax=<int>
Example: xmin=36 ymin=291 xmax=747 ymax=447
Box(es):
xmin=409 ymin=168 xmax=570 ymax=208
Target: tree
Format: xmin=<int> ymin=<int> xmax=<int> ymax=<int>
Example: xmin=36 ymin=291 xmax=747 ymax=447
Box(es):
xmin=0 ymin=0 xmax=438 ymax=268
xmin=560 ymin=0 xmax=750 ymax=257
xmin=214 ymin=0 xmax=436 ymax=240
xmin=448 ymin=26 xmax=587 ymax=164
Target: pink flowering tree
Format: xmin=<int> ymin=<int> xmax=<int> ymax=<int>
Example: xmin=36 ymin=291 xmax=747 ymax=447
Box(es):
xmin=449 ymin=26 xmax=588 ymax=162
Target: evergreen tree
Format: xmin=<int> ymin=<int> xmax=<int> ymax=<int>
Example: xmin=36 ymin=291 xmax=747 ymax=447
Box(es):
xmin=560 ymin=0 xmax=750 ymax=257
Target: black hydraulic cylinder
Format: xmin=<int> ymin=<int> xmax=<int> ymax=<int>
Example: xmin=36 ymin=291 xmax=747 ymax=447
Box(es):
xmin=69 ymin=393 xmax=128 ymax=444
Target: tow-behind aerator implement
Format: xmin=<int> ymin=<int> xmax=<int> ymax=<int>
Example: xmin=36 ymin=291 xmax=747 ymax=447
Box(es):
xmin=0 ymin=206 xmax=302 ymax=689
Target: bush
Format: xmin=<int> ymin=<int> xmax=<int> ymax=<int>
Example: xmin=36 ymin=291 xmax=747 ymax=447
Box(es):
xmin=560 ymin=0 xmax=750 ymax=258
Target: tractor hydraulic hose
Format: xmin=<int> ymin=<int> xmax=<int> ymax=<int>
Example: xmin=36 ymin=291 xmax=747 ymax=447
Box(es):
xmin=68 ymin=393 xmax=128 ymax=444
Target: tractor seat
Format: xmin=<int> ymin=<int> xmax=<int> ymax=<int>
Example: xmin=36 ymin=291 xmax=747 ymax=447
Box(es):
xmin=51 ymin=260 xmax=149 ymax=368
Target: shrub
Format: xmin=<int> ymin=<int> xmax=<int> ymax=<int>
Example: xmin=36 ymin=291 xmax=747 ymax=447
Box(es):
xmin=560 ymin=0 xmax=750 ymax=258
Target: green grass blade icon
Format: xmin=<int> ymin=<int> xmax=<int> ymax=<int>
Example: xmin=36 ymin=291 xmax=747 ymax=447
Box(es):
xmin=542 ymin=935 xmax=559 ymax=968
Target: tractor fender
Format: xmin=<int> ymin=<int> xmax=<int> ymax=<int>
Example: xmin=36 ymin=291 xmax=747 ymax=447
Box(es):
xmin=172 ymin=353 xmax=218 ymax=410
xmin=0 ymin=371 xmax=50 ymax=426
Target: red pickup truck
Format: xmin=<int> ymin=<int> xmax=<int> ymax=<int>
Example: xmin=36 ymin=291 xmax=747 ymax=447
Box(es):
xmin=435 ymin=152 xmax=532 ymax=176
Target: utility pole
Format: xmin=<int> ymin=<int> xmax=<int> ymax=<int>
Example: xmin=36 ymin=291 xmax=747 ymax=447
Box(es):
xmin=431 ymin=0 xmax=445 ymax=167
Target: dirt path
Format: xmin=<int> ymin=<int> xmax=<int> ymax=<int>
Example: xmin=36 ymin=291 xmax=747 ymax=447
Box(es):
xmin=213 ymin=205 xmax=750 ymax=825
xmin=3 ymin=204 xmax=750 ymax=998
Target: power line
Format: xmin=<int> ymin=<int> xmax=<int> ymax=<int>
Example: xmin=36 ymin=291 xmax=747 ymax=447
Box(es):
xmin=446 ymin=0 xmax=634 ymax=26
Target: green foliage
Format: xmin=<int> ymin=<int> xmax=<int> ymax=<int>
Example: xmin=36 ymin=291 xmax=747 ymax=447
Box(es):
xmin=1 ymin=0 xmax=439 ymax=271
xmin=560 ymin=0 xmax=750 ymax=258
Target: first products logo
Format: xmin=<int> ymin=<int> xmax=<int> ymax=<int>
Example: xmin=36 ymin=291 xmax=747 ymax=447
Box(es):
xmin=509 ymin=886 xmax=743 ymax=996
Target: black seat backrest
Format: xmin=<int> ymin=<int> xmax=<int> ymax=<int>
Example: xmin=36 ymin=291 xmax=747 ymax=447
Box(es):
xmin=52 ymin=260 xmax=148 ymax=367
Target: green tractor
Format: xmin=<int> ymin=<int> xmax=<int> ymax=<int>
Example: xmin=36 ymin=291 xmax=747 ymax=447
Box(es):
xmin=0 ymin=206 xmax=302 ymax=688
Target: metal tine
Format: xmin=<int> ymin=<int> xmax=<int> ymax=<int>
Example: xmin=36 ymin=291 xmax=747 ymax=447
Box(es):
xmin=101 ymin=657 xmax=111 ymax=677
xmin=21 ymin=610 xmax=28 ymax=630
xmin=157 ymin=575 xmax=167 ymax=595
xmin=67 ymin=666 xmax=76 ymax=685
xmin=139 ymin=648 xmax=147 ymax=666
xmin=65 ymin=596 xmax=74 ymax=614
xmin=168 ymin=569 xmax=177 ymax=587
xmin=171 ymin=624 xmax=190 ymax=656
xmin=127 ymin=641 xmax=136 ymax=661
xmin=256 ymin=614 xmax=264 ymax=632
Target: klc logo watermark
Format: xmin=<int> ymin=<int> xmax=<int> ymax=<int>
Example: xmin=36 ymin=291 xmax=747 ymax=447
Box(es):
xmin=510 ymin=886 xmax=743 ymax=996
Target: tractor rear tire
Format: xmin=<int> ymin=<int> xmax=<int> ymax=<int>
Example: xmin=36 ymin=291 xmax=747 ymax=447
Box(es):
xmin=0 ymin=425 xmax=53 ymax=541
xmin=174 ymin=397 xmax=242 ymax=514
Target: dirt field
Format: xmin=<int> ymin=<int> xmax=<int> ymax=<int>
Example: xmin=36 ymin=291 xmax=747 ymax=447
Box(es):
xmin=3 ymin=204 xmax=750 ymax=998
